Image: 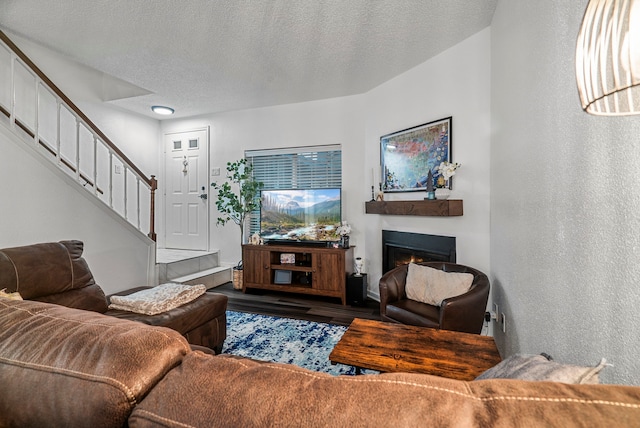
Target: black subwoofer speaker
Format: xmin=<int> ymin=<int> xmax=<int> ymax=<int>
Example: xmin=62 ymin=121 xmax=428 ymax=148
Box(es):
xmin=346 ymin=273 xmax=368 ymax=306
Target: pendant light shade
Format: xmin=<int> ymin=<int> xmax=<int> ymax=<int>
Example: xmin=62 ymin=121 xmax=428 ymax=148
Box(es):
xmin=576 ymin=0 xmax=640 ymax=115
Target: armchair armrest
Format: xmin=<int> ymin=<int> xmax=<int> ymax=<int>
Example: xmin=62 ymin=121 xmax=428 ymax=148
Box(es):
xmin=378 ymin=266 xmax=409 ymax=317
xmin=439 ymin=278 xmax=490 ymax=334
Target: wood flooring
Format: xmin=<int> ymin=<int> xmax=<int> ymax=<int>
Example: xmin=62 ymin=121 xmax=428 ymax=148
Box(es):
xmin=211 ymin=282 xmax=381 ymax=326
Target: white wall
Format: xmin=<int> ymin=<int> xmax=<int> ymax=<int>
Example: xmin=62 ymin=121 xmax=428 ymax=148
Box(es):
xmin=0 ymin=33 xmax=161 ymax=295
xmin=362 ymin=29 xmax=492 ymax=299
xmin=77 ymin=101 xmax=160 ymax=178
xmin=0 ymin=125 xmax=154 ymax=295
xmin=160 ymin=29 xmax=491 ymax=303
xmin=160 ymin=95 xmax=365 ymax=266
xmin=491 ymin=0 xmax=640 ymax=385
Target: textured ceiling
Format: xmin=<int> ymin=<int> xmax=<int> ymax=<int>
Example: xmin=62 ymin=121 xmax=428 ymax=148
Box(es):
xmin=0 ymin=0 xmax=497 ymax=119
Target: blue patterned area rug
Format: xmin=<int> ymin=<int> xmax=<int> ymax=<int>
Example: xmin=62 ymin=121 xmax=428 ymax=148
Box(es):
xmin=222 ymin=311 xmax=376 ymax=376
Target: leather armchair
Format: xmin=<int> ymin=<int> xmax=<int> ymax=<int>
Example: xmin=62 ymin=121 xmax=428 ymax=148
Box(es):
xmin=379 ymin=262 xmax=490 ymax=334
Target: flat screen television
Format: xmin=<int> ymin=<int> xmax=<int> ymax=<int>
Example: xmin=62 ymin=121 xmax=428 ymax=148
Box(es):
xmin=259 ymin=188 xmax=342 ymax=244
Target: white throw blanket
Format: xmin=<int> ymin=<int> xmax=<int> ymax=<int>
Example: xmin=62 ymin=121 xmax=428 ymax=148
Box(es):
xmin=109 ymin=283 xmax=206 ymax=315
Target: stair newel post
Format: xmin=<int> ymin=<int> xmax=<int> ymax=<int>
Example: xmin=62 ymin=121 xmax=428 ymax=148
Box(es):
xmin=148 ymin=175 xmax=157 ymax=241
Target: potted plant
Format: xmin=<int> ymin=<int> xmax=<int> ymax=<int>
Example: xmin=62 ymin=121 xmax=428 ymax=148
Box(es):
xmin=211 ymin=159 xmax=263 ymax=289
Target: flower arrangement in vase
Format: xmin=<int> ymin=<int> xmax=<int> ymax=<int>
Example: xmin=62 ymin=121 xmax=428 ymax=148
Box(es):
xmin=435 ymin=161 xmax=461 ymax=200
xmin=336 ymin=221 xmax=352 ymax=248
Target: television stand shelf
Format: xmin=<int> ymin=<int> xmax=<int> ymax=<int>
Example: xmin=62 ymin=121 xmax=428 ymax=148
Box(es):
xmin=242 ymin=244 xmax=354 ymax=305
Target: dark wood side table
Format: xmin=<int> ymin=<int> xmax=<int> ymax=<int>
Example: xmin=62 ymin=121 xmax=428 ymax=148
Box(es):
xmin=329 ymin=318 xmax=501 ymax=380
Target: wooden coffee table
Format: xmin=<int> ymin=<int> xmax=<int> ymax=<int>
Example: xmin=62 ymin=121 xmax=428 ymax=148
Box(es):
xmin=329 ymin=318 xmax=501 ymax=380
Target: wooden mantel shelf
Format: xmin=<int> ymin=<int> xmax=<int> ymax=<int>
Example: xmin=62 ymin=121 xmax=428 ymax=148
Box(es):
xmin=365 ymin=200 xmax=463 ymax=216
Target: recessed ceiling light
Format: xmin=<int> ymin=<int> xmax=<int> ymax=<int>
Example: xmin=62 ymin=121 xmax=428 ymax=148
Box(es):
xmin=151 ymin=105 xmax=175 ymax=115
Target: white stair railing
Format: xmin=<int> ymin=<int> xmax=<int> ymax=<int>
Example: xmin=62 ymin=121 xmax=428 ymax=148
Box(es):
xmin=0 ymin=30 xmax=157 ymax=241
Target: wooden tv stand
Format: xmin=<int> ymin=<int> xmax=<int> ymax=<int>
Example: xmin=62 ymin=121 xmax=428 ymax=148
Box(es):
xmin=242 ymin=244 xmax=354 ymax=305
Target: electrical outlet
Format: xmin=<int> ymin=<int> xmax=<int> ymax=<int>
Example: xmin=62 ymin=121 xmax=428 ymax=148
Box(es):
xmin=501 ymin=313 xmax=506 ymax=333
xmin=491 ymin=303 xmax=499 ymax=320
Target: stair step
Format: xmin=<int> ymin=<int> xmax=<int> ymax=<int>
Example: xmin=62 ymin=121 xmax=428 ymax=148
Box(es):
xmin=156 ymin=248 xmax=221 ymax=283
xmin=156 ymin=248 xmax=219 ymax=264
xmin=176 ymin=265 xmax=233 ymax=290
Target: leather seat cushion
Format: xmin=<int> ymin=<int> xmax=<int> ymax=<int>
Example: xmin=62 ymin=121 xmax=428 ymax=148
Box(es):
xmin=0 ymin=298 xmax=189 ymax=427
xmin=385 ymin=299 xmax=440 ymax=328
xmin=107 ymin=288 xmax=228 ymax=335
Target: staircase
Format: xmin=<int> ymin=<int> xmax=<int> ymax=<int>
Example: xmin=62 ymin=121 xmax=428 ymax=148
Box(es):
xmin=0 ymin=30 xmax=233 ymax=290
xmin=156 ymin=249 xmax=232 ymax=289
xmin=0 ymin=30 xmax=156 ymax=241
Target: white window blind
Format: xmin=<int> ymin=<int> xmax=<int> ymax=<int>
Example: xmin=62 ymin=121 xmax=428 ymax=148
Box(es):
xmin=245 ymin=145 xmax=342 ymax=234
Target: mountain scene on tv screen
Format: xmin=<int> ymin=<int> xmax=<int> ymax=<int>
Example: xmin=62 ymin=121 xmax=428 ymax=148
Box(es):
xmin=260 ymin=190 xmax=341 ymax=241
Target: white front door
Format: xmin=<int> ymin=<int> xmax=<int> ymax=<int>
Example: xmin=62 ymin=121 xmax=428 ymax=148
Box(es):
xmin=164 ymin=128 xmax=209 ymax=250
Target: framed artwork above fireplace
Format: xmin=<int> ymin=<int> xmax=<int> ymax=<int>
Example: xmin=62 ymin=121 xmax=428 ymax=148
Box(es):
xmin=380 ymin=116 xmax=452 ymax=193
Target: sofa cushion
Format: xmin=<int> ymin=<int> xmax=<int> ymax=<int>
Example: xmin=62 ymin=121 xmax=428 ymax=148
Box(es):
xmin=0 ymin=298 xmax=189 ymax=427
xmin=129 ymin=354 xmax=640 ymax=428
xmin=0 ymin=240 xmax=107 ymax=312
xmin=405 ymin=263 xmax=473 ymax=306
xmin=475 ymin=354 xmax=608 ymax=384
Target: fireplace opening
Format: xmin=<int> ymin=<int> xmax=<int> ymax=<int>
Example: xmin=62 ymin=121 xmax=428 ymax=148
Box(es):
xmin=382 ymin=230 xmax=456 ymax=274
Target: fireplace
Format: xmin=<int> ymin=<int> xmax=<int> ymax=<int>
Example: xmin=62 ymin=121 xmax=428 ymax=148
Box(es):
xmin=382 ymin=230 xmax=456 ymax=274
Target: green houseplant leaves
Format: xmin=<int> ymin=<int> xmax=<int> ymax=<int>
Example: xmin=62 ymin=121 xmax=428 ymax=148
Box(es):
xmin=211 ymin=159 xmax=263 ymax=255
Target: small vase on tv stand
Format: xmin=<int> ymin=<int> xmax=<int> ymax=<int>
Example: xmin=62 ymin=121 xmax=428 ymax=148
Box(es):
xmin=340 ymin=235 xmax=350 ymax=248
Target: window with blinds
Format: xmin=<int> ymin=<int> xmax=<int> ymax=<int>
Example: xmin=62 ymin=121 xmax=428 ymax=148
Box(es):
xmin=245 ymin=145 xmax=342 ymax=234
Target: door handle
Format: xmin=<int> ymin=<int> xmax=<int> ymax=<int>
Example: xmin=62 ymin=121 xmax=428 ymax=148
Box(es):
xmin=199 ymin=186 xmax=208 ymax=200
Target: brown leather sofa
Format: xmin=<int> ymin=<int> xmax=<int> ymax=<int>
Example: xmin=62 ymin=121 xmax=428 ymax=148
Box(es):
xmin=379 ymin=261 xmax=490 ymax=334
xmin=1 ymin=297 xmax=639 ymax=427
xmin=0 ymin=240 xmax=227 ymax=352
